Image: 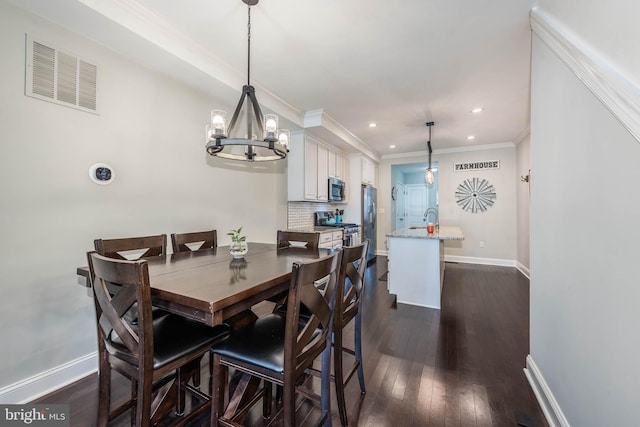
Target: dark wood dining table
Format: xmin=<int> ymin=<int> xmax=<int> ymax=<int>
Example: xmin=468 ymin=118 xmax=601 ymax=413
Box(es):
xmin=77 ymin=243 xmax=331 ymax=327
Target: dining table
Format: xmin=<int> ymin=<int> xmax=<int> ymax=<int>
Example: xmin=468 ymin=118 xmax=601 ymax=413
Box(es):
xmin=77 ymin=242 xmax=332 ymax=326
xmin=77 ymin=242 xmax=336 ymax=424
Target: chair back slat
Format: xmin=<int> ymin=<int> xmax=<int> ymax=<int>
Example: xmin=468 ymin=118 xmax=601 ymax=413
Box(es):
xmin=94 ymin=234 xmax=167 ymax=260
xmin=171 ymin=230 xmax=217 ymax=253
xmin=88 ymin=251 xmax=153 ymax=360
xmin=277 ymin=231 xmax=320 ymax=250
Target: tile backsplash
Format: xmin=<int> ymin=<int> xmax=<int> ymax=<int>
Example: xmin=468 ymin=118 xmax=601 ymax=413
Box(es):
xmin=287 ymin=202 xmax=335 ymax=229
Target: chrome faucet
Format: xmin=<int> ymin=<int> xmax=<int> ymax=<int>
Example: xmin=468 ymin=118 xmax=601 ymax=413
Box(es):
xmin=424 ymin=206 xmax=439 ymax=231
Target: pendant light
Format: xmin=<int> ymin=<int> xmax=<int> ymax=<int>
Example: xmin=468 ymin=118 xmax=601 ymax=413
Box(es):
xmin=425 ymin=121 xmax=435 ymax=184
xmin=205 ymin=0 xmax=290 ymax=162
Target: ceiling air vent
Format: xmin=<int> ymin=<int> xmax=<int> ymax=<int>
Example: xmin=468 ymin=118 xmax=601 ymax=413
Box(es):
xmin=25 ymin=35 xmax=98 ymax=114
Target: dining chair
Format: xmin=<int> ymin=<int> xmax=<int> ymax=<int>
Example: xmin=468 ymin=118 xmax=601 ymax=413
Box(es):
xmin=331 ymin=240 xmax=369 ymax=426
xmin=270 ymin=242 xmax=370 ymax=426
xmin=94 ymin=234 xmax=167 ymax=260
xmin=210 ymin=250 xmax=343 ymax=427
xmin=170 ymin=230 xmax=217 ymax=254
xmin=87 ymin=251 xmax=230 ymax=427
xmin=277 ymin=230 xmax=320 ymax=250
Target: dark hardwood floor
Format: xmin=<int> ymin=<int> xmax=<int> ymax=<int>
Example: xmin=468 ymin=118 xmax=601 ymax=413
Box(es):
xmin=34 ymin=258 xmax=547 ymax=427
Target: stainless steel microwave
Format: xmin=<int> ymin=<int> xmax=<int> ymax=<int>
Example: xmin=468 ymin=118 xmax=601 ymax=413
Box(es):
xmin=328 ymin=177 xmax=345 ymax=202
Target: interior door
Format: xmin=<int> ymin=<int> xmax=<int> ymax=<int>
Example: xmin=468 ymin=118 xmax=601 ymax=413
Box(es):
xmin=406 ymin=185 xmax=427 ymax=227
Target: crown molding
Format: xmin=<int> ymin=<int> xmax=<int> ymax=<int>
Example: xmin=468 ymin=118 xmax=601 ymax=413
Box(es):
xmin=381 ymin=142 xmax=516 ymax=160
xmin=514 ymin=126 xmax=531 ymax=146
xmin=303 ymin=109 xmax=380 ymax=162
xmin=530 ymin=7 xmax=640 ymax=144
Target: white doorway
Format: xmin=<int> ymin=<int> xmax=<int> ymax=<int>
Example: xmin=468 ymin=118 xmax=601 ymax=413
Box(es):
xmin=391 ymin=162 xmax=438 ymax=232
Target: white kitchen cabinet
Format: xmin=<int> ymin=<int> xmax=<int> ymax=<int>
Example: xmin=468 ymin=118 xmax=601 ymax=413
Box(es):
xmin=288 ymin=133 xmax=349 ymax=202
xmin=317 ymin=144 xmax=329 ymax=201
xmin=319 ymin=230 xmax=343 ymax=249
xmin=303 ymin=138 xmax=318 ymax=200
xmin=362 ymin=156 xmax=376 ymax=186
xmin=335 ymin=153 xmax=347 ymax=181
xmin=328 ymin=150 xmax=336 ymax=179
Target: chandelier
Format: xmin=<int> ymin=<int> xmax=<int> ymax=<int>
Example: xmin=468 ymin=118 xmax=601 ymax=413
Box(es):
xmin=205 ymin=0 xmax=290 ymax=162
xmin=425 ymin=121 xmax=435 ymax=184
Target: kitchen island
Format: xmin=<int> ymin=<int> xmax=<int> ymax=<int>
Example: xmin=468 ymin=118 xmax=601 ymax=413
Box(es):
xmin=386 ymin=226 xmax=464 ymax=309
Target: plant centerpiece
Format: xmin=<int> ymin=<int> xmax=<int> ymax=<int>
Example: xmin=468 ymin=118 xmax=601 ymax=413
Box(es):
xmin=227 ymin=227 xmax=248 ymax=258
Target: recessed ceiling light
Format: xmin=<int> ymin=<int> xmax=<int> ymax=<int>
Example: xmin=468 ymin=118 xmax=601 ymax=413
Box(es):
xmin=389 ymin=145 xmax=396 ymax=149
xmin=471 ymin=108 xmax=483 ymax=113
xmin=369 ymin=123 xmax=377 ymax=128
xmin=467 ymin=135 xmax=476 ymax=140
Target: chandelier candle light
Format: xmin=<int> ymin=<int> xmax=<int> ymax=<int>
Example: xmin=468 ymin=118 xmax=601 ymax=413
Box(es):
xmin=425 ymin=121 xmax=435 ymax=184
xmin=205 ymin=0 xmax=290 ymax=162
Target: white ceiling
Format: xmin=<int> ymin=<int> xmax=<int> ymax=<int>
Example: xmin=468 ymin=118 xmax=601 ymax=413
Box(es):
xmin=11 ymin=0 xmax=535 ymax=159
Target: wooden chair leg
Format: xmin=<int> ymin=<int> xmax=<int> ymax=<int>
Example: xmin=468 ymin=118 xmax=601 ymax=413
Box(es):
xmin=130 ymin=379 xmax=137 ymax=426
xmin=333 ymin=327 xmax=348 ymax=427
xmin=136 ymin=371 xmax=154 ymax=427
xmin=263 ymin=381 xmax=272 ymax=419
xmin=96 ymin=357 xmax=111 ymax=427
xmin=211 ymin=354 xmax=228 ymax=426
xmin=354 ymin=313 xmax=366 ymax=394
xmin=283 ymin=373 xmax=296 ymax=427
xmin=321 ymin=341 xmax=333 ymax=427
xmin=176 ymin=366 xmax=185 ymax=416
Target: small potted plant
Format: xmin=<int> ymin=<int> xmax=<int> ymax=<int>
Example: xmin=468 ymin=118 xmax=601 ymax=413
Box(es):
xmin=227 ymin=227 xmax=248 ymax=258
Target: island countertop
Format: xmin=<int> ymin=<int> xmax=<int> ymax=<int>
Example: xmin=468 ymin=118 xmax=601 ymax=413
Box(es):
xmin=386 ymin=225 xmax=464 ymax=240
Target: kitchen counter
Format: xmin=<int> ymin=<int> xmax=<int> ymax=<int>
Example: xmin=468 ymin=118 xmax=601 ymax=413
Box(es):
xmin=286 ymin=226 xmax=345 ymax=233
xmin=283 ymin=226 xmax=345 ymax=249
xmin=387 ymin=225 xmax=464 ymax=310
xmin=386 ymin=225 xmax=464 ymax=240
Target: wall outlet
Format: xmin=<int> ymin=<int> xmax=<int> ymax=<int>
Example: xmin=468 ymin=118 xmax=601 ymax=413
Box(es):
xmin=479 ymin=241 xmax=485 ymax=248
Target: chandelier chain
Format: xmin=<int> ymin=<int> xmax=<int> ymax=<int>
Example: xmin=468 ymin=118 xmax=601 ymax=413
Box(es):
xmin=247 ymin=5 xmax=251 ymax=86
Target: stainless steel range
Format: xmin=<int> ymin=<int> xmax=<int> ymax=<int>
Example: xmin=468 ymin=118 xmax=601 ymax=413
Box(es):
xmin=314 ymin=212 xmax=361 ymax=247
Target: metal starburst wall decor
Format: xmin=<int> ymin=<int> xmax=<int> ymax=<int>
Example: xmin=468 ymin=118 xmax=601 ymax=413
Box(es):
xmin=455 ymin=177 xmax=496 ymax=213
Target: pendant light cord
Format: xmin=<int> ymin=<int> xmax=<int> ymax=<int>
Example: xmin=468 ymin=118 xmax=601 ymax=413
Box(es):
xmin=247 ymin=5 xmax=251 ymax=86
xmin=427 ymin=123 xmax=433 ymax=168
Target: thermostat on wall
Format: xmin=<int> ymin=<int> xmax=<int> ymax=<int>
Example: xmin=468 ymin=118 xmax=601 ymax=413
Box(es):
xmin=89 ymin=163 xmax=115 ymax=185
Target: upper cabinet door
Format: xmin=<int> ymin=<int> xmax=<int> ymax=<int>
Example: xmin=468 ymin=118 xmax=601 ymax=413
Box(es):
xmin=328 ymin=149 xmax=337 ymax=178
xmin=335 ymin=154 xmax=345 ymax=180
xmin=362 ymin=157 xmax=376 ymax=186
xmin=304 ymin=138 xmax=318 ymax=200
xmin=317 ymin=144 xmax=329 ymax=201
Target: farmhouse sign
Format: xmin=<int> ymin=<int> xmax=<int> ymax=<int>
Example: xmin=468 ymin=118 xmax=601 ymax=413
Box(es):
xmin=453 ymin=160 xmax=500 ymax=172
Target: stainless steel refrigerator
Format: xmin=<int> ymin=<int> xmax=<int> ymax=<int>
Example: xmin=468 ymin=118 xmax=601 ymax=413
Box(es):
xmin=361 ymin=184 xmax=377 ymax=263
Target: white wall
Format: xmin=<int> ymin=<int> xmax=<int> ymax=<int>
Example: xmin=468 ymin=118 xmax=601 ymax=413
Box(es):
xmin=379 ymin=146 xmax=517 ymax=264
xmin=516 ymin=134 xmax=530 ymax=275
xmin=0 ymin=2 xmax=287 ymax=398
xmin=529 ymin=5 xmax=640 ymax=426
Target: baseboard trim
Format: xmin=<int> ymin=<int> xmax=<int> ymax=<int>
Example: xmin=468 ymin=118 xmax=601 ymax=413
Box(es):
xmin=0 ymin=352 xmax=97 ymax=404
xmin=516 ymin=261 xmax=530 ymax=279
xmin=524 ymin=355 xmax=571 ymax=427
xmin=378 ymin=251 xmax=518 ymax=268
xmin=445 ymin=255 xmax=516 ymax=267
